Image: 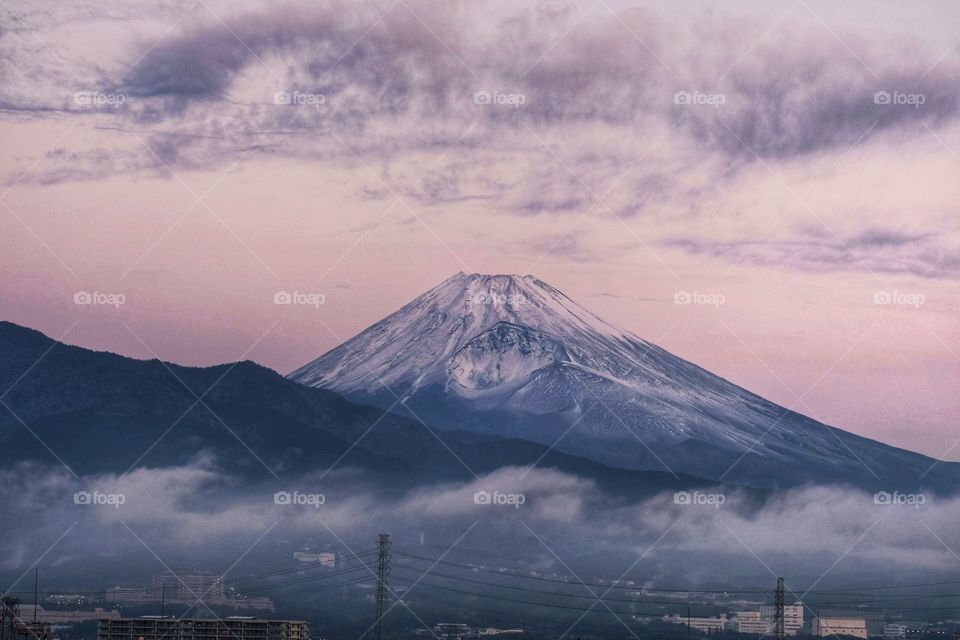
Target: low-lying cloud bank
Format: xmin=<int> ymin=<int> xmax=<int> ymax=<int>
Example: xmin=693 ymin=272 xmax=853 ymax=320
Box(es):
xmin=2 ymin=459 xmax=957 ymax=585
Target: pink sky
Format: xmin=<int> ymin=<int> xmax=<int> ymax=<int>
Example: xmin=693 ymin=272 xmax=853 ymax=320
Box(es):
xmin=1 ymin=0 xmax=958 ymax=460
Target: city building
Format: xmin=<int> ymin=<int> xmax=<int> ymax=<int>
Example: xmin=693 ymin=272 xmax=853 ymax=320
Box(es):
xmin=434 ymin=623 xmax=470 ymax=640
xmin=105 ymin=587 xmax=274 ymax=612
xmin=885 ymin=624 xmax=909 ymax=639
xmin=151 ymin=572 xmax=224 ymax=600
xmin=730 ymin=611 xmax=770 ymax=634
xmin=43 ymin=595 xmax=91 ymax=607
xmin=97 ymin=616 xmax=308 ymax=640
xmin=665 ymin=614 xmax=728 ymax=634
xmin=18 ymin=605 xmax=121 ymax=624
xmin=105 ymin=588 xmax=157 ymax=605
xmin=813 ymin=617 xmax=868 ymax=639
xmin=431 ymin=624 xmax=522 ymax=639
xmin=760 ymin=603 xmax=804 ymax=636
xmin=819 ymin=609 xmax=884 ymax=636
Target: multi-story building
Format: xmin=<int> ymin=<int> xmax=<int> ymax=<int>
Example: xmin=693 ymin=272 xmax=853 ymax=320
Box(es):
xmin=730 ymin=612 xmax=770 ymax=634
xmin=431 ymin=624 xmax=523 ymax=639
xmin=885 ymin=624 xmax=909 ymax=639
xmin=665 ymin=614 xmax=728 ymax=634
xmin=43 ymin=595 xmax=91 ymax=607
xmin=819 ymin=609 xmax=884 ymax=636
xmin=813 ymin=617 xmax=868 ymax=639
xmin=434 ymin=623 xmax=470 ymax=640
xmin=105 ymin=588 xmax=156 ymax=605
xmin=759 ymin=603 xmax=804 ymax=636
xmin=97 ymin=617 xmax=308 ymax=640
xmin=105 ymin=587 xmax=273 ymax=612
xmin=151 ymin=573 xmax=224 ymax=600
xmin=18 ymin=605 xmax=121 ymax=624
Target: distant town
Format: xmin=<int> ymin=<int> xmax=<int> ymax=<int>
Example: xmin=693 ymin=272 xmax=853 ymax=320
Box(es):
xmin=1 ymin=545 xmax=957 ymax=640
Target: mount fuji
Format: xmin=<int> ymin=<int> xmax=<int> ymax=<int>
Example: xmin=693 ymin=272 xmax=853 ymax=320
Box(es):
xmin=290 ymin=273 xmax=960 ymax=492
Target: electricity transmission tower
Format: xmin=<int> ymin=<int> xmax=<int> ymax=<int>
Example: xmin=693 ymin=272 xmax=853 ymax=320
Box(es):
xmin=774 ymin=577 xmax=785 ymax=640
xmin=374 ymin=533 xmax=392 ymax=640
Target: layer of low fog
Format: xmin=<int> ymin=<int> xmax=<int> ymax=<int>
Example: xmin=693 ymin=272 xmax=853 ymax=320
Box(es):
xmin=2 ymin=458 xmax=957 ymax=593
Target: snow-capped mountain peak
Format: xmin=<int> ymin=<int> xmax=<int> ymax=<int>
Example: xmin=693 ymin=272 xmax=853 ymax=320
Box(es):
xmin=289 ymin=272 xmax=649 ymax=398
xmin=288 ymin=273 xmax=958 ymax=491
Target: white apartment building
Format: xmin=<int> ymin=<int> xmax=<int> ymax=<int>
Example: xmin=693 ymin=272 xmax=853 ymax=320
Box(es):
xmin=759 ymin=603 xmax=804 ymax=636
xmin=665 ymin=614 xmax=728 ymax=634
xmin=730 ymin=611 xmax=770 ymax=634
xmin=813 ymin=617 xmax=868 ymax=639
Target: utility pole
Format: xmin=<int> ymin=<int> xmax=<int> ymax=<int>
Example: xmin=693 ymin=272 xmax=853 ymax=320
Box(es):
xmin=774 ymin=577 xmax=785 ymax=640
xmin=33 ymin=568 xmax=39 ymax=623
xmin=374 ymin=533 xmax=392 ymax=640
xmin=160 ymin=584 xmax=166 ymax=618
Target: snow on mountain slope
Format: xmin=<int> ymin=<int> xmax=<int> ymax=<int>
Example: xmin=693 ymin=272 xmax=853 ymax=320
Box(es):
xmin=289 ymin=273 xmax=960 ymax=491
xmin=292 ymin=273 xmax=649 ymax=392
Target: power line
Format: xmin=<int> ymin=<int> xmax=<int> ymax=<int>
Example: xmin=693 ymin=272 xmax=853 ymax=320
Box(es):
xmin=240 ymin=566 xmax=375 ymax=595
xmin=395 ymin=575 xmax=960 ymax=615
xmin=391 ymin=566 xmax=960 ymax=613
xmin=393 ymin=550 xmax=960 ymax=596
xmin=226 ymin=551 xmax=377 ymax=584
